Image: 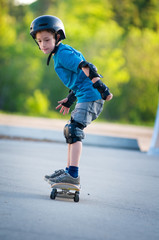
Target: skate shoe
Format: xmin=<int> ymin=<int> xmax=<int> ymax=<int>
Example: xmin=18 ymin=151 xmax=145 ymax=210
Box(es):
xmin=48 ymin=172 xmax=80 ymax=186
xmin=44 ymin=169 xmax=65 ymax=182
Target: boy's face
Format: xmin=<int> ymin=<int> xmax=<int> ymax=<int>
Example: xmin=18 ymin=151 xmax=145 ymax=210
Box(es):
xmin=36 ymin=31 xmax=56 ymax=54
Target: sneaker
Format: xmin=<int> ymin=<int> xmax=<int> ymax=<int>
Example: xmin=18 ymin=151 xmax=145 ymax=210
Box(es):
xmin=44 ymin=169 xmax=65 ymax=182
xmin=48 ymin=172 xmax=80 ymax=185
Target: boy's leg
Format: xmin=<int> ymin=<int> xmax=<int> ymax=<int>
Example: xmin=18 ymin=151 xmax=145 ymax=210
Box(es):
xmin=67 ymin=144 xmax=71 ymax=168
xmin=66 ymin=141 xmax=82 ymax=178
xmin=66 ymin=100 xmax=104 ymax=179
xmin=70 ymin=141 xmax=82 ymax=167
xmin=49 ymin=101 xmax=104 ymax=184
xmin=48 ymin=141 xmax=81 ymax=185
xmin=67 ymin=142 xmax=82 ymax=167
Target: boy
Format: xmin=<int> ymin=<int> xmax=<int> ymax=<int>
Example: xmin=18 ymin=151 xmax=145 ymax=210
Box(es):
xmin=30 ymin=15 xmax=113 ymax=186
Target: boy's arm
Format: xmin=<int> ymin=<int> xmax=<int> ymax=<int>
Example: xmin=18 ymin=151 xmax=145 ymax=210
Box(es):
xmin=56 ymin=98 xmax=70 ymax=115
xmin=61 ymin=90 xmax=76 ymax=108
xmin=56 ymin=90 xmax=77 ymax=115
xmin=79 ymin=61 xmax=113 ymax=101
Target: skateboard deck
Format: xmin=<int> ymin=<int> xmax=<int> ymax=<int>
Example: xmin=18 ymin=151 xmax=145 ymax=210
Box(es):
xmin=50 ymin=182 xmax=80 ymax=202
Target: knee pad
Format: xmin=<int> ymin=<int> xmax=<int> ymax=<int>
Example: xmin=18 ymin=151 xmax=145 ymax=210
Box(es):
xmin=64 ymin=121 xmax=85 ymax=144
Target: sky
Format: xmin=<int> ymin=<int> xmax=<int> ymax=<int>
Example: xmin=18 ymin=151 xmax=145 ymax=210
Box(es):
xmin=15 ymin=0 xmax=37 ymax=5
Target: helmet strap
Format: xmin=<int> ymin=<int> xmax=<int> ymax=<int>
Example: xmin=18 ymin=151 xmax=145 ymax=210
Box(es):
xmin=47 ymin=45 xmax=58 ymax=65
xmin=47 ymin=33 xmax=59 ymax=66
xmin=34 ymin=39 xmax=41 ymax=49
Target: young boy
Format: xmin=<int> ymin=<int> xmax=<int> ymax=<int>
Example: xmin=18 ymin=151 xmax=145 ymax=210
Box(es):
xmin=30 ymin=15 xmax=113 ymax=186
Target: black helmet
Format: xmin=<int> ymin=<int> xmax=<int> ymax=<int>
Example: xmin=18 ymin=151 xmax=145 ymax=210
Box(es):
xmin=30 ymin=15 xmax=66 ymax=41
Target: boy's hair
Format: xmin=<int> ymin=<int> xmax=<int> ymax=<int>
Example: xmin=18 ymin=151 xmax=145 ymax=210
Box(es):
xmin=35 ymin=29 xmax=56 ymax=39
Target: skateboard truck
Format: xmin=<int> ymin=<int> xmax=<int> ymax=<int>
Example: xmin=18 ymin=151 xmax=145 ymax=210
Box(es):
xmin=50 ymin=183 xmax=80 ymax=202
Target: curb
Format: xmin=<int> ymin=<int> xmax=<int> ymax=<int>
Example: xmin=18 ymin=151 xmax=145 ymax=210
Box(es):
xmin=0 ymin=125 xmax=140 ymax=151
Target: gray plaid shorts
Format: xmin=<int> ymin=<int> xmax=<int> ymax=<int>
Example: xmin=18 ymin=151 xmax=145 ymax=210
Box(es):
xmin=71 ymin=99 xmax=104 ymax=128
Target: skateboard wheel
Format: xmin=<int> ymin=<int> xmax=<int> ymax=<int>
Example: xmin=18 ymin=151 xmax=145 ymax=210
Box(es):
xmin=74 ymin=191 xmax=79 ymax=202
xmin=50 ymin=189 xmax=57 ymax=200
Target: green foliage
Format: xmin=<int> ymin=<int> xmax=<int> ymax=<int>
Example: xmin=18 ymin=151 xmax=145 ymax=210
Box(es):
xmin=111 ymin=0 xmax=159 ymax=31
xmin=120 ymin=27 xmax=159 ymax=122
xmin=25 ymin=89 xmax=50 ymax=114
xmin=0 ymin=0 xmax=158 ymax=125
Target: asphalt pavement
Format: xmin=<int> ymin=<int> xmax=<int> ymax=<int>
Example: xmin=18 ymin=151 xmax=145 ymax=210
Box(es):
xmin=0 ymin=139 xmax=159 ymax=240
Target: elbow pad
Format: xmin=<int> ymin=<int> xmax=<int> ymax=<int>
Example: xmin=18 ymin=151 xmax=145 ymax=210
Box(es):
xmin=79 ymin=61 xmax=103 ymax=80
xmin=62 ymin=90 xmax=77 ymax=108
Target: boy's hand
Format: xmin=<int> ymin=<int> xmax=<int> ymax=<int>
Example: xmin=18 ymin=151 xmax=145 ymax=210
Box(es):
xmin=92 ymin=79 xmax=113 ymax=101
xmin=56 ymin=98 xmax=70 ymax=115
xmin=106 ymin=93 xmax=113 ymax=101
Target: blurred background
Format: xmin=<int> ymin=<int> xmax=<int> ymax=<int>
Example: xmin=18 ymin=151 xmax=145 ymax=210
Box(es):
xmin=0 ymin=0 xmax=158 ymax=126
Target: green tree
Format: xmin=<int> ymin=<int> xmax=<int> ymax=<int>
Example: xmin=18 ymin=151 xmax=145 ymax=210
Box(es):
xmin=111 ymin=0 xmax=159 ymax=31
xmin=0 ymin=0 xmax=44 ymax=112
xmin=0 ymin=0 xmax=158 ymax=125
xmin=25 ymin=89 xmax=50 ymax=114
xmin=106 ymin=27 xmax=158 ymax=123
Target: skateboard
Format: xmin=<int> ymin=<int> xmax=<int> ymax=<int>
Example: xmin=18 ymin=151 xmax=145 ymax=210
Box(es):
xmin=50 ymin=182 xmax=80 ymax=202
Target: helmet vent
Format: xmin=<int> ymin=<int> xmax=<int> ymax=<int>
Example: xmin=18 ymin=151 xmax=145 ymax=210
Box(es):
xmin=39 ymin=23 xmax=48 ymax=27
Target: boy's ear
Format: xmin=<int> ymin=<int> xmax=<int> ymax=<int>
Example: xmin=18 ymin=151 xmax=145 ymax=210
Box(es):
xmin=57 ymin=34 xmax=61 ymax=41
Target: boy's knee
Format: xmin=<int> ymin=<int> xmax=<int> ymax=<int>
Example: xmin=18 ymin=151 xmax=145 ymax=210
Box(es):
xmin=64 ymin=121 xmax=85 ymax=144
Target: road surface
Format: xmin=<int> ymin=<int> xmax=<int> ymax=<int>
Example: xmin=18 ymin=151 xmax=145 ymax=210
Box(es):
xmin=0 ymin=139 xmax=159 ymax=240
